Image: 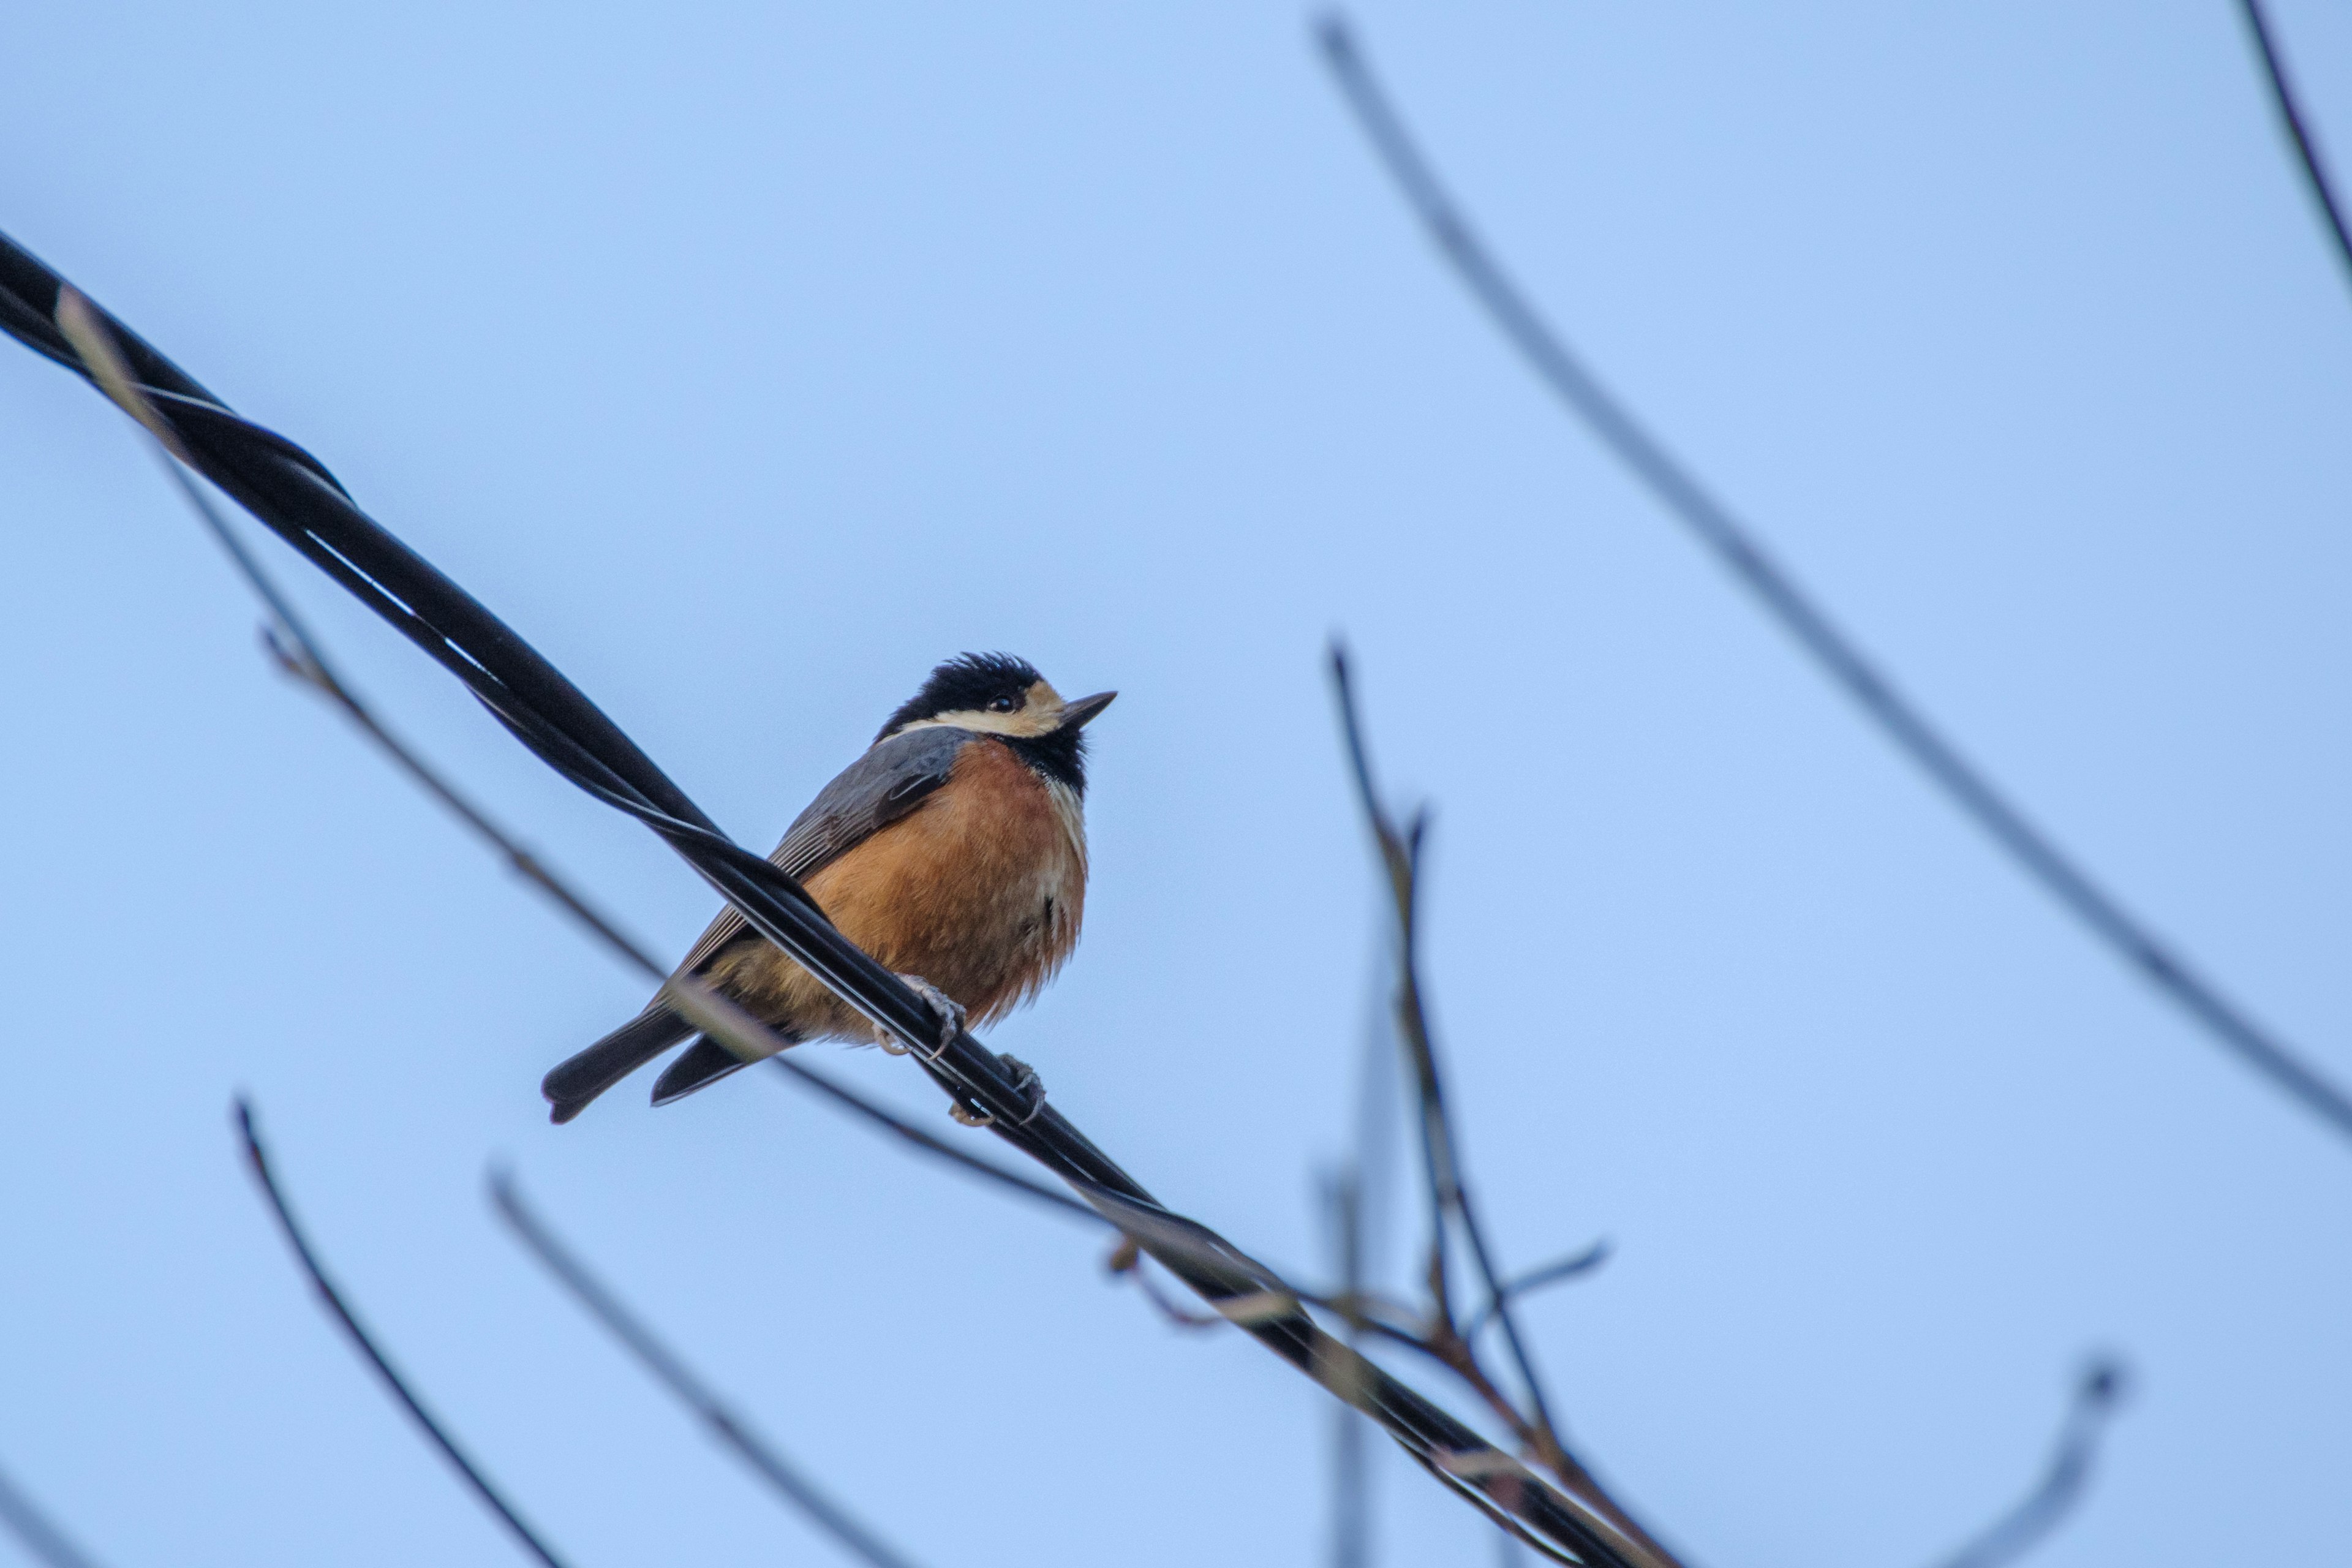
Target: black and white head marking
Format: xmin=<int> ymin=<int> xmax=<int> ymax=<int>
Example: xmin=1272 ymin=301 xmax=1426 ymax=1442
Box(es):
xmin=877 ymin=652 xmax=1093 ymax=796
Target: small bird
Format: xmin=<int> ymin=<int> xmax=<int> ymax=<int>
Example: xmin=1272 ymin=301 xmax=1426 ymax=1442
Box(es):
xmin=542 ymin=652 xmax=1114 ymax=1123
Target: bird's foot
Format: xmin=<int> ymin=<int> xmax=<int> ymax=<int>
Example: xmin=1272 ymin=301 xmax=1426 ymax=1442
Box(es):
xmin=879 ymin=972 xmax=965 ymax=1059
xmin=946 ymin=1054 xmax=1048 ymax=1130
xmin=999 ymin=1054 xmax=1048 ymax=1121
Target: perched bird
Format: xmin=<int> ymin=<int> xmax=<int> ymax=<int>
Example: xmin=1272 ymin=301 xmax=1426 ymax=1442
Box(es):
xmin=541 ymin=653 xmax=1113 ymax=1123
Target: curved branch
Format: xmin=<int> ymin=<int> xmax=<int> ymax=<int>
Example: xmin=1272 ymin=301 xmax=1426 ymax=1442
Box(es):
xmin=491 ymin=1172 xmax=927 ymax=1568
xmin=0 ymin=1461 xmax=109 ymax=1568
xmin=1463 ymin=1241 xmax=1613 ymax=1340
xmin=1329 ymin=646 xmax=1675 ymax=1564
xmin=2237 ymin=0 xmax=2352 ymax=292
xmin=234 ymin=1100 xmax=573 ymax=1568
xmin=1327 ymin=645 xmax=1562 ymax=1438
xmin=1313 ymin=13 xmax=2352 ymax=1148
xmin=1929 ymin=1358 xmax=2130 ymax=1568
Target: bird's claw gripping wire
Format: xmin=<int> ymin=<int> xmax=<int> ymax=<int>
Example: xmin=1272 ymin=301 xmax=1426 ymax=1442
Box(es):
xmin=875 ymin=973 xmax=1044 ymax=1130
xmin=946 ymin=1054 xmax=1047 ymax=1130
xmin=1000 ymin=1053 xmax=1049 ymax=1125
xmin=876 ymin=973 xmax=965 ymax=1061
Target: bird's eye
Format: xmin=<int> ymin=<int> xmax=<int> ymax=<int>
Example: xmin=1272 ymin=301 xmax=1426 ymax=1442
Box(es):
xmin=987 ymin=693 xmax=1021 ymax=714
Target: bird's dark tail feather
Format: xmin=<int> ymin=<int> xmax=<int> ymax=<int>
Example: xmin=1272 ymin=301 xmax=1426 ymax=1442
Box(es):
xmin=543 ymin=1006 xmax=697 ymax=1124
xmin=650 ymin=1033 xmax=777 ymax=1108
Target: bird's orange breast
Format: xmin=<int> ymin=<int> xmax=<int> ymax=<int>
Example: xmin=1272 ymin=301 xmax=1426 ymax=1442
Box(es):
xmin=707 ymin=736 xmax=1087 ymax=1041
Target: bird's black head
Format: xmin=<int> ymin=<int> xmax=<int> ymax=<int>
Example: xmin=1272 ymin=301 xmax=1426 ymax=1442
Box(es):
xmin=876 ymin=652 xmax=1115 ymax=795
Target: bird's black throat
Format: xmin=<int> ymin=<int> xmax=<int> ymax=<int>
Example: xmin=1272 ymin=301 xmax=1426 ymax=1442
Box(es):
xmin=1005 ymin=725 xmax=1087 ymax=796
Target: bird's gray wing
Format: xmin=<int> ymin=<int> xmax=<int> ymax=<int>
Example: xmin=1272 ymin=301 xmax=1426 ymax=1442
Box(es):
xmin=668 ymin=725 xmax=973 ymax=981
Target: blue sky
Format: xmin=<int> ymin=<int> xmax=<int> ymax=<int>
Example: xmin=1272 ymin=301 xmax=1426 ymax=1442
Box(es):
xmin=1 ymin=4 xmax=2348 ymax=1564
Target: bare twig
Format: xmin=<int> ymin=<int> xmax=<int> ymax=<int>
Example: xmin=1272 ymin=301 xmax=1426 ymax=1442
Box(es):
xmin=233 ymin=1099 xmax=573 ymax=1568
xmin=52 ymin=287 xmax=657 ymax=979
xmin=2237 ymin=0 xmax=2352 ymax=292
xmin=761 ymin=1057 xmax=1101 ymax=1220
xmin=1313 ymin=13 xmax=2352 ymax=1148
xmin=1329 ymin=657 xmax=1454 ymax=1328
xmin=1929 ymin=1358 xmax=2131 ymax=1568
xmin=1328 ymin=940 xmax=1400 ymax=1568
xmin=1322 ymin=1167 xmax=1371 ymax=1568
xmin=490 ymin=1171 xmax=927 ymax=1568
xmin=0 ymin=1461 xmax=109 ymax=1568
xmin=1328 ymin=645 xmax=1561 ymax=1443
xmin=1463 ymin=1242 xmax=1612 ymax=1341
xmin=1329 ymin=644 xmax=1672 ymax=1564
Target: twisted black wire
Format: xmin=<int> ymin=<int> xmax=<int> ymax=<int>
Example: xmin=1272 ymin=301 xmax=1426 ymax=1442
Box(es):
xmin=0 ymin=230 xmax=1667 ymax=1568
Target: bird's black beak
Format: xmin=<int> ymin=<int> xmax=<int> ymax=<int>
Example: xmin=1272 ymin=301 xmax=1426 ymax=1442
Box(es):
xmin=1058 ymin=690 xmax=1117 ymax=730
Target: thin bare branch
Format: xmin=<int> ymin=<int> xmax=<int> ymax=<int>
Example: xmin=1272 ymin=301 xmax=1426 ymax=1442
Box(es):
xmin=0 ymin=1461 xmax=109 ymax=1568
xmin=53 ymin=287 xmax=662 ymax=982
xmin=1313 ymin=13 xmax=2352 ymax=1149
xmin=761 ymin=1055 xmax=1102 ymax=1221
xmin=2237 ymin=0 xmax=2352 ymax=293
xmin=1322 ymin=1168 xmax=1371 ymax=1568
xmin=233 ymin=1099 xmax=573 ymax=1568
xmin=1327 ymin=644 xmax=1564 ymax=1449
xmin=1463 ymin=1242 xmax=1613 ymax=1340
xmin=1929 ymin=1358 xmax=2131 ymax=1568
xmin=1327 ymin=647 xmax=1456 ymax=1320
xmin=490 ymin=1171 xmax=927 ymax=1568
xmin=1327 ymin=645 xmax=1677 ymax=1563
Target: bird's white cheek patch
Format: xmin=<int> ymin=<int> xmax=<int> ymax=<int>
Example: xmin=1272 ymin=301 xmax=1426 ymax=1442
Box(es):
xmin=896 ymin=681 xmax=1069 ymax=742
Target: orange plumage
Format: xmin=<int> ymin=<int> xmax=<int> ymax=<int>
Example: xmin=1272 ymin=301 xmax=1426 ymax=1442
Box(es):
xmin=541 ymin=653 xmax=1110 ymax=1122
xmin=706 ymin=736 xmax=1086 ymax=1041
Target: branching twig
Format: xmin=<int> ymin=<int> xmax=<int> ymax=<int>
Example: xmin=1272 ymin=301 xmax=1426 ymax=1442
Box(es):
xmin=3 ymin=235 xmax=1670 ymax=1567
xmin=2237 ymin=0 xmax=2352 ymax=293
xmin=0 ymin=1460 xmax=109 ymax=1568
xmin=233 ymin=1099 xmax=573 ymax=1568
xmin=1463 ymin=1242 xmax=1612 ymax=1341
xmin=1313 ymin=13 xmax=2352 ymax=1149
xmin=1329 ymin=648 xmax=1555 ymax=1427
xmin=1329 ymin=644 xmax=1672 ymax=1564
xmin=1327 ymin=671 xmax=1449 ymax=1298
xmin=490 ymin=1171 xmax=927 ymax=1568
xmin=1929 ymin=1358 xmax=2131 ymax=1568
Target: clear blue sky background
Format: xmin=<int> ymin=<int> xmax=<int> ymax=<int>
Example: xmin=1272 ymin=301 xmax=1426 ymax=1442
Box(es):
xmin=1 ymin=4 xmax=2347 ymax=1565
